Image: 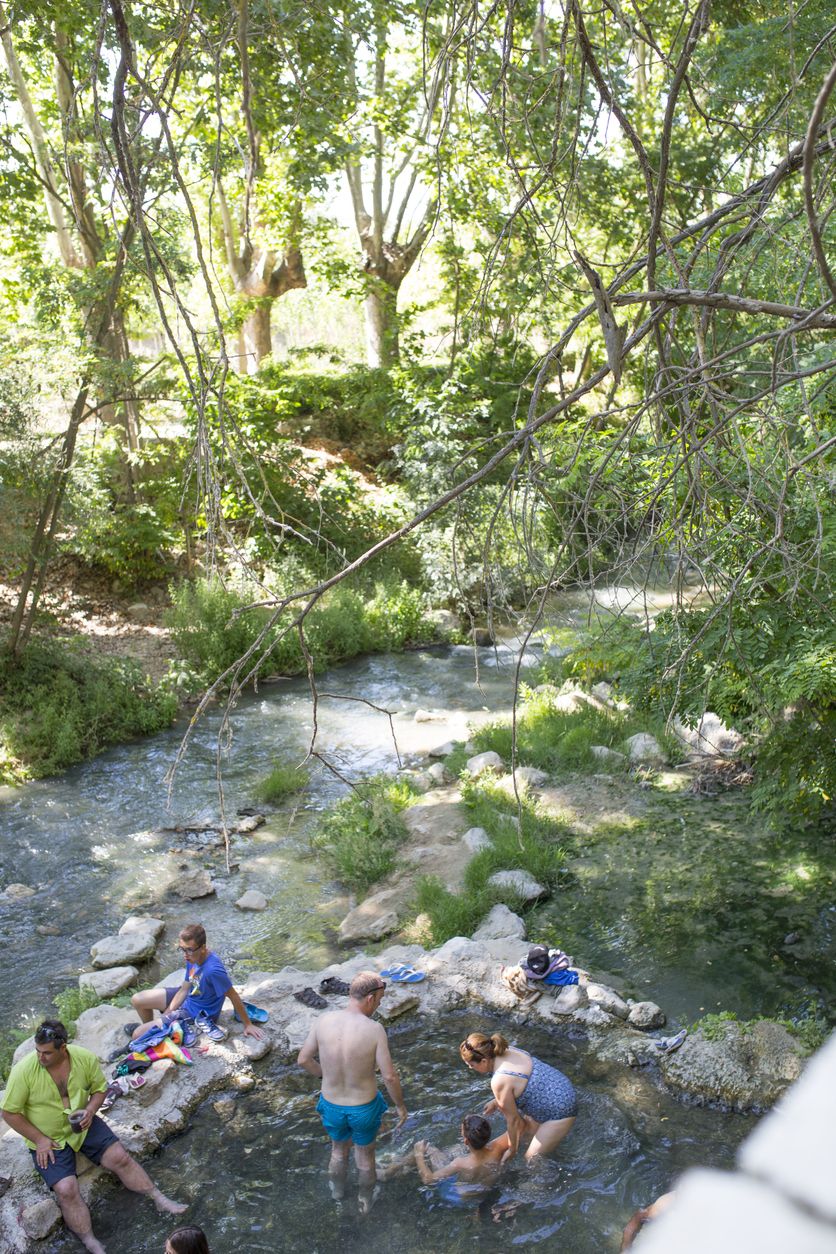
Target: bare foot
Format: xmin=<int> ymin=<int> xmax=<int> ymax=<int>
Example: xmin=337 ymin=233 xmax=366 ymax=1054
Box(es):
xmin=79 ymin=1234 xmax=107 ymax=1254
xmin=358 ymin=1184 xmax=381 ymax=1217
xmin=150 ymin=1188 xmax=188 ymax=1215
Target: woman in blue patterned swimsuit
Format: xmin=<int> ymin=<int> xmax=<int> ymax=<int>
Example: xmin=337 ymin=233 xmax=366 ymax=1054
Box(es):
xmin=459 ymin=1032 xmax=577 ymax=1161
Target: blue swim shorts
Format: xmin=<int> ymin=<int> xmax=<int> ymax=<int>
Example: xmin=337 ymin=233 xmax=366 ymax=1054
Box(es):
xmin=31 ymin=1115 xmax=120 ymax=1188
xmin=316 ymin=1091 xmax=387 ymax=1146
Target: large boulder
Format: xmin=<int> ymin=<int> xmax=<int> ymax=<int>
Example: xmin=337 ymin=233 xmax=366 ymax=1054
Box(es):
xmin=90 ymin=930 xmax=158 ymax=969
xmin=338 ymin=890 xmax=400 ymax=944
xmin=21 ymin=1199 xmax=61 ymax=1240
xmin=586 ymin=982 xmax=630 ymax=1020
xmin=462 ymin=826 xmax=491 ymax=853
xmin=465 ymin=750 xmax=504 ymax=774
xmin=628 ymin=1001 xmax=666 ymax=1030
xmin=73 ymin=1004 xmax=138 ymax=1062
xmin=119 ymin=915 xmax=165 ymax=941
xmin=487 ymin=870 xmax=547 ymax=902
xmin=550 ymin=984 xmax=588 ymax=1015
xmin=624 ymin=732 xmax=665 ymax=763
xmin=428 ymin=741 xmax=457 ymax=759
xmin=426 ymin=762 xmax=451 ymax=785
xmin=472 ymin=904 xmax=526 ymax=942
xmin=590 ymin=745 xmax=626 ymax=765
xmin=79 ymin=966 xmax=138 ymax=998
xmin=660 ymin=1018 xmax=804 ymax=1111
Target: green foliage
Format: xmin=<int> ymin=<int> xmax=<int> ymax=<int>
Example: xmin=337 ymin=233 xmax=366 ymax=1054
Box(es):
xmin=0 ymin=639 xmax=177 ymax=784
xmin=312 ymin=775 xmax=417 ymax=890
xmin=256 ymin=762 xmax=310 ymax=803
xmin=416 ymin=778 xmax=572 ymax=945
xmin=52 ymin=985 xmax=101 ymax=1037
xmin=167 ymin=575 xmax=435 ymax=687
xmin=691 ymin=1010 xmax=739 ymax=1040
xmin=467 ymin=687 xmax=685 ymax=774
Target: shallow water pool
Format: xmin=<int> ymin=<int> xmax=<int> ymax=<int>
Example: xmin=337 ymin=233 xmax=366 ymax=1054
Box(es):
xmin=52 ymin=1014 xmax=755 ymax=1254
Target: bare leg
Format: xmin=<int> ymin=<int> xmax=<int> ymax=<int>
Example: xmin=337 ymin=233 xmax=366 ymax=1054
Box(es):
xmin=52 ymin=1177 xmax=106 ymax=1254
xmin=328 ymin=1139 xmax=350 ymax=1201
xmin=354 ymin=1143 xmax=379 ymax=1215
xmin=524 ymin=1115 xmax=575 ymax=1160
xmin=100 ymin=1143 xmax=186 ymax=1214
xmin=379 ymin=1142 xmax=446 ymax=1180
xmin=130 ymin=988 xmax=168 ymax=1028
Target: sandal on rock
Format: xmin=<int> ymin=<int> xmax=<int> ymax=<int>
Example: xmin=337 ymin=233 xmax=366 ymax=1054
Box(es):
xmin=389 ymin=967 xmax=426 ymax=984
xmin=319 ymin=977 xmax=351 ymax=996
xmin=654 ymin=1028 xmax=687 ymax=1054
xmin=123 ymin=1022 xmax=141 ymax=1038
xmin=379 ymin=964 xmax=411 ymax=979
xmin=128 ymin=1074 xmax=146 ymax=1090
xmin=232 ymin=1002 xmax=269 ymax=1023
xmin=293 ymin=987 xmax=329 ymax=1010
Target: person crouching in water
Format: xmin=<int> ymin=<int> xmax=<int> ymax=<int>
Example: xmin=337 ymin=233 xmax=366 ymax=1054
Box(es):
xmin=380 ymin=1113 xmax=510 ymax=1193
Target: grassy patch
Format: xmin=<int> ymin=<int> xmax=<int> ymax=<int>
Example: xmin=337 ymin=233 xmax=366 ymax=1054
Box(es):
xmin=0 ymin=638 xmax=178 ymax=784
xmin=415 ymin=777 xmax=574 ymax=945
xmin=255 ymin=762 xmax=310 ymax=803
xmin=468 ymin=687 xmax=687 ymax=773
xmin=311 ymin=774 xmax=417 ymax=891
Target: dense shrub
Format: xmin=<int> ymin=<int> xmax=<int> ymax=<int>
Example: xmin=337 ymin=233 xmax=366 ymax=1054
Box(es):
xmin=312 ymin=775 xmax=417 ymax=890
xmin=0 ymin=639 xmax=177 ymax=783
xmin=167 ymin=575 xmax=436 ymax=686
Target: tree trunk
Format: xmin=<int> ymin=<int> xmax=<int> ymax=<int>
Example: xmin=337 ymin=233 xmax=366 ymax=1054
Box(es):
xmin=241 ymin=302 xmax=273 ymax=374
xmin=364 ymin=281 xmax=400 ymax=368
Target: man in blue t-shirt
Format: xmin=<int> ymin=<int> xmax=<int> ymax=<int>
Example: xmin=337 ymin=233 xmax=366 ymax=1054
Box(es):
xmin=130 ymin=924 xmax=264 ymax=1042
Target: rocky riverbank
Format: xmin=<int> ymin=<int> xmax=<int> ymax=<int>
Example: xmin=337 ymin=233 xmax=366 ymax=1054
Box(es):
xmin=0 ymin=903 xmax=806 ymax=1253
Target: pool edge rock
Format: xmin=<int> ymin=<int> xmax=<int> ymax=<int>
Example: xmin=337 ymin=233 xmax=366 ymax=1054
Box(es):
xmin=0 ymin=926 xmax=807 ymax=1251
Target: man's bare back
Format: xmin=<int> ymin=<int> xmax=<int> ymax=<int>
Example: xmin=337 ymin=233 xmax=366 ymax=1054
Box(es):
xmin=312 ymin=1009 xmax=387 ymax=1105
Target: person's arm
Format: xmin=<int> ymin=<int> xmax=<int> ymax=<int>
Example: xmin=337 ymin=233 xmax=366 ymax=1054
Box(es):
xmin=413 ymin=1141 xmax=461 ymax=1184
xmin=296 ymin=1024 xmax=322 ymax=1078
xmin=165 ymin=980 xmax=190 ymax=1014
xmin=2 ymin=1109 xmax=59 ymax=1169
xmin=77 ymin=1056 xmax=108 ymax=1130
xmin=375 ymin=1028 xmax=408 ymax=1128
xmin=225 ymin=987 xmax=265 ymax=1039
xmin=491 ymin=1076 xmax=524 ymax=1161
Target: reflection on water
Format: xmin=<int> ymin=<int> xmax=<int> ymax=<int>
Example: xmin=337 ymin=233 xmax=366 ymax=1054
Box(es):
xmin=52 ymin=1015 xmax=755 ymax=1254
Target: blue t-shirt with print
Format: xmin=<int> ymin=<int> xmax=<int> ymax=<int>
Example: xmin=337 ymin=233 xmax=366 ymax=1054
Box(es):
xmin=182 ymin=951 xmax=232 ymax=1022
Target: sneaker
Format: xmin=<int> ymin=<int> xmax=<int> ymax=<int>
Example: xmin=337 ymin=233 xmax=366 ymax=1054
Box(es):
xmin=123 ymin=1022 xmax=141 ymax=1038
xmin=195 ymin=1013 xmax=228 ymax=1042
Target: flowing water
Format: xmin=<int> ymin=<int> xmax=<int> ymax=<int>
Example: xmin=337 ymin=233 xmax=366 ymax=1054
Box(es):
xmin=1 ymin=585 xmax=832 ymax=1251
xmin=50 ymin=1015 xmax=754 ymax=1254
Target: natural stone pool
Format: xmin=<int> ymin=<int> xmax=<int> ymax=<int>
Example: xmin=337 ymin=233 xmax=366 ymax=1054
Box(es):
xmin=50 ymin=1014 xmax=755 ymax=1253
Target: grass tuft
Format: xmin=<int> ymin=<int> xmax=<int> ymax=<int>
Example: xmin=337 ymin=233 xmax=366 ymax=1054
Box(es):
xmin=312 ymin=774 xmax=417 ymax=890
xmin=256 ymin=762 xmax=310 ymax=803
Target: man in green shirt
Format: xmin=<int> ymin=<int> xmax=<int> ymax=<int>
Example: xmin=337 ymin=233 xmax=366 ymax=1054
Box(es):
xmin=2 ymin=1019 xmax=186 ymax=1253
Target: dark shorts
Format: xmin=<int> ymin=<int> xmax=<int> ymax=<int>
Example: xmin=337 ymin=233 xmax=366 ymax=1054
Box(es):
xmin=31 ymin=1116 xmax=120 ymax=1188
xmin=316 ymin=1092 xmax=387 ymax=1146
xmin=164 ymin=986 xmax=180 ymax=1008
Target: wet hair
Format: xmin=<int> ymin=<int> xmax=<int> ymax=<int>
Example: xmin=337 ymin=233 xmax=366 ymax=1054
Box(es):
xmin=350 ymin=971 xmax=387 ymax=1000
xmin=166 ymin=1226 xmax=210 ymax=1254
xmin=179 ymin=924 xmax=206 ymax=948
xmin=459 ymin=1032 xmax=509 ymax=1063
xmin=461 ymin=1114 xmax=492 ymax=1150
xmin=34 ymin=1019 xmax=68 ymax=1047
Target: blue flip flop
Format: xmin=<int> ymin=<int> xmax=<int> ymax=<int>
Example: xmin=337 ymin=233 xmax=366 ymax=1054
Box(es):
xmin=380 ymin=964 xmax=411 ymax=979
xmin=389 ymin=968 xmax=426 ymax=984
xmin=233 ymin=1002 xmax=269 ymax=1023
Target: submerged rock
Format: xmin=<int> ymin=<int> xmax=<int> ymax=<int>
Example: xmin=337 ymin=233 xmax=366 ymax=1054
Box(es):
xmin=235 ymin=890 xmax=269 ymax=911
xmin=172 ymin=869 xmax=216 ymax=899
xmin=487 ymin=869 xmax=547 ymax=902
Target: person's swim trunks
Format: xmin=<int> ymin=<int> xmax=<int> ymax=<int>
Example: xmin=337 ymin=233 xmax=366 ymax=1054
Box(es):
xmin=316 ymin=1092 xmax=387 ymax=1145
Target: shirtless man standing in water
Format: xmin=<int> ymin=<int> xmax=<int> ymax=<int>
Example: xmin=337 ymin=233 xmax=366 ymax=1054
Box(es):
xmin=297 ymin=971 xmax=408 ymax=1214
